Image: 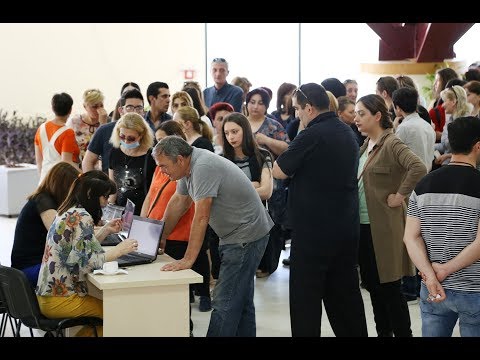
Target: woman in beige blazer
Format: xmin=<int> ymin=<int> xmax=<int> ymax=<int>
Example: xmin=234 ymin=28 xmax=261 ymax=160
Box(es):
xmin=355 ymin=94 xmax=427 ymax=337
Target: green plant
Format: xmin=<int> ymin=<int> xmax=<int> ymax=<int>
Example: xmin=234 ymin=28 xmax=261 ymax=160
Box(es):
xmin=421 ymin=61 xmax=454 ymax=104
xmin=0 ymin=110 xmax=46 ymax=167
xmin=421 ymin=72 xmax=436 ymax=102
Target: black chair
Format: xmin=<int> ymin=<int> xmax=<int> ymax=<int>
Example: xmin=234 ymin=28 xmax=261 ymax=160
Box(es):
xmin=0 ymin=265 xmax=103 ymax=337
xmin=0 ymin=299 xmax=17 ymax=337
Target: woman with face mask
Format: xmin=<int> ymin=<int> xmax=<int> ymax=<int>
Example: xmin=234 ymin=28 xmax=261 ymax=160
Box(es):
xmin=108 ymin=112 xmax=155 ymax=214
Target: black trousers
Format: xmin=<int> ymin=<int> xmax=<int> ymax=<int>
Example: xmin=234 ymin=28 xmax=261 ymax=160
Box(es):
xmin=192 ymin=235 xmax=211 ymax=297
xmin=207 ymin=226 xmax=220 ymax=280
xmin=289 ymin=242 xmax=368 ymax=337
xmin=358 ymin=224 xmax=412 ymax=337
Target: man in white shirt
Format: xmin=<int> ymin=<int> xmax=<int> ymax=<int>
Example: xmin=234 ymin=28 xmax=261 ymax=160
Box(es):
xmin=394 ymin=87 xmax=436 ymax=172
xmin=393 ymin=86 xmax=436 ymax=302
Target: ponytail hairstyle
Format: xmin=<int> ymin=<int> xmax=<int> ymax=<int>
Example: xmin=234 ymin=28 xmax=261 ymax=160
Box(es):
xmin=176 ymin=106 xmax=213 ymax=142
xmin=357 ymin=94 xmax=393 ymax=130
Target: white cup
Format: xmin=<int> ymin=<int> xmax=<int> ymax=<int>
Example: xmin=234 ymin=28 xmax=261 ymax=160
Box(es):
xmin=103 ymin=261 xmax=119 ymax=274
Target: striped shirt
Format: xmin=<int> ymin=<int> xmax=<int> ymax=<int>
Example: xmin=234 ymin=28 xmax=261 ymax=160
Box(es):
xmin=407 ymin=165 xmax=480 ymax=291
xmin=232 ymin=154 xmax=272 ymax=181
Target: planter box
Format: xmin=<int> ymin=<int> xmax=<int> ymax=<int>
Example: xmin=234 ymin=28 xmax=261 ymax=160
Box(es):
xmin=0 ymin=163 xmax=39 ymax=216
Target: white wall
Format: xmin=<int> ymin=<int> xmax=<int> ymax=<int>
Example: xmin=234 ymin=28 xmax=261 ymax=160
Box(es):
xmin=0 ymin=23 xmax=205 ymax=118
xmin=0 ymin=23 xmax=477 ymax=119
xmin=454 ymin=23 xmax=480 ymax=69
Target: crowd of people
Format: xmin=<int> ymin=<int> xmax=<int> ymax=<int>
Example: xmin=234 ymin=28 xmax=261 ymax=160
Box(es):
xmin=8 ymin=58 xmax=480 ymax=337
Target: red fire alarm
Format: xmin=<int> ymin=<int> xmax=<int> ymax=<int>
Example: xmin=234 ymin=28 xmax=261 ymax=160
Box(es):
xmin=184 ymin=69 xmax=195 ymax=80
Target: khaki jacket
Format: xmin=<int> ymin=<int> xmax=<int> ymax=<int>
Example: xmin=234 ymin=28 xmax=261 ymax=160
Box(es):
xmin=359 ymin=129 xmax=427 ymax=283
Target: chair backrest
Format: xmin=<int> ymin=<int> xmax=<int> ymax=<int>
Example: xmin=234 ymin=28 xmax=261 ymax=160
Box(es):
xmin=0 ymin=265 xmax=43 ymax=329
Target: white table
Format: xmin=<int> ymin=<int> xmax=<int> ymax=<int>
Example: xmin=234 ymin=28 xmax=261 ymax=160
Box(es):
xmin=0 ymin=164 xmax=39 ymax=216
xmin=87 ymin=253 xmax=202 ymax=337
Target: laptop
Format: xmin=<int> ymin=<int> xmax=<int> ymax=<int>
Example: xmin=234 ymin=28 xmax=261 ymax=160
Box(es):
xmin=116 ymin=216 xmax=165 ymax=267
xmin=102 ymin=199 xmax=135 ymax=246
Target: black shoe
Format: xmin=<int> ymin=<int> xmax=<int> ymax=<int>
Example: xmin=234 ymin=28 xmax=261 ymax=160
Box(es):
xmin=282 ymin=257 xmax=290 ymax=266
xmin=190 ymin=330 xmax=194 ymax=337
xmin=377 ymin=331 xmax=394 ymax=337
xmin=199 ymin=296 xmax=212 ymax=312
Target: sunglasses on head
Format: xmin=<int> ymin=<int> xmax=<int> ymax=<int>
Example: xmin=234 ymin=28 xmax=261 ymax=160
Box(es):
xmin=294 ymin=86 xmax=311 ymax=104
xmin=448 ymin=86 xmax=458 ymax=101
xmin=213 ymin=58 xmax=226 ymax=63
xmin=119 ymin=133 xmax=137 ymax=142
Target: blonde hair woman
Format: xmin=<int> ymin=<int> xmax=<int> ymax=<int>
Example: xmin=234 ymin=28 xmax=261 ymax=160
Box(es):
xmin=170 ymin=91 xmax=194 ymax=115
xmin=326 ymin=90 xmax=339 ymax=113
xmin=434 ymin=85 xmax=473 ymax=166
xmin=66 ymin=89 xmax=108 ymax=163
xmin=108 ymin=112 xmax=155 ymax=214
xmin=174 ymin=106 xmax=213 ymax=149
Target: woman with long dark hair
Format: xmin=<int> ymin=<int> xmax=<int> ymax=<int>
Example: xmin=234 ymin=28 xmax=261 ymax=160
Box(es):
xmin=11 ymin=162 xmax=80 ymax=287
xmin=222 ymin=112 xmax=274 ymax=277
xmin=36 ymin=170 xmax=138 ymax=336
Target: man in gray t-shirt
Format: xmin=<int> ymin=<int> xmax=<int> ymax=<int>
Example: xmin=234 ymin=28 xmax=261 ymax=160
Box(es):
xmin=152 ymin=136 xmax=273 ymax=337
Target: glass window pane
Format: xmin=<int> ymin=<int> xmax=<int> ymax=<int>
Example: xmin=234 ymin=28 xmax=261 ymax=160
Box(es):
xmin=206 ymin=23 xmax=299 ymax=114
xmin=300 ymin=23 xmax=380 ymax=98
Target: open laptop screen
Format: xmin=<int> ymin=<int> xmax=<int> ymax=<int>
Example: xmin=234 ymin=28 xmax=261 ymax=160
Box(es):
xmin=128 ymin=216 xmax=164 ymax=257
xmin=120 ymin=198 xmax=135 ymax=237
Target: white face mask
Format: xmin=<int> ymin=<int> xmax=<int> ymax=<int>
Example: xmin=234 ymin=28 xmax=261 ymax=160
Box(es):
xmin=120 ymin=140 xmax=140 ymax=149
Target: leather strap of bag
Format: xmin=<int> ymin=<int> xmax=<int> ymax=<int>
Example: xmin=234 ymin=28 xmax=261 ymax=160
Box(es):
xmin=146 ymin=179 xmax=171 ymax=218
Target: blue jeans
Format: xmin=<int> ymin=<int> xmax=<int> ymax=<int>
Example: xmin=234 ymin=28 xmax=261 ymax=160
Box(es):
xmin=207 ymin=234 xmax=269 ymax=337
xmin=420 ymin=284 xmax=480 ymax=336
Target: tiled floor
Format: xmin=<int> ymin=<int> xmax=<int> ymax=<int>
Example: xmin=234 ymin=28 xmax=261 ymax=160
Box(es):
xmin=0 ymin=215 xmax=460 ymax=337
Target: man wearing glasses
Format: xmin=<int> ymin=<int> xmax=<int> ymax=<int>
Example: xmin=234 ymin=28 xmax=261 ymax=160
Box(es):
xmin=83 ymin=89 xmax=145 ymax=173
xmin=203 ymin=58 xmax=243 ymax=113
xmin=272 ymin=83 xmax=368 ymax=337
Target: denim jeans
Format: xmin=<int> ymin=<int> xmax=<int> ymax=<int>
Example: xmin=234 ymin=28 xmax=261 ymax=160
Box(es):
xmin=206 ymin=233 xmax=269 ymax=337
xmin=420 ymin=284 xmax=480 ymax=337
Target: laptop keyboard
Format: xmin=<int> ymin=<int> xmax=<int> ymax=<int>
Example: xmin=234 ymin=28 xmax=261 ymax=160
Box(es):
xmin=119 ymin=253 xmax=139 ymax=261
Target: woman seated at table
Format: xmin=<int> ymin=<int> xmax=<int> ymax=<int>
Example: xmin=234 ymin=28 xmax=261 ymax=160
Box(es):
xmin=11 ymin=162 xmax=80 ymax=287
xmin=36 ymin=170 xmax=138 ymax=336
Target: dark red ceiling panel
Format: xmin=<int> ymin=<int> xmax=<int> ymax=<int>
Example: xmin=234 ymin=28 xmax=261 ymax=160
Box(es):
xmin=367 ymin=23 xmax=474 ymax=63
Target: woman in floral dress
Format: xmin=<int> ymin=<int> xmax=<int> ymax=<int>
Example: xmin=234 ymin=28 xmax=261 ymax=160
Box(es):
xmin=36 ymin=170 xmax=138 ymax=336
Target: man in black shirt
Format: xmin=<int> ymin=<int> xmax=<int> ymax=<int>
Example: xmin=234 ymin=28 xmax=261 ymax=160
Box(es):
xmin=272 ymin=83 xmax=367 ymax=337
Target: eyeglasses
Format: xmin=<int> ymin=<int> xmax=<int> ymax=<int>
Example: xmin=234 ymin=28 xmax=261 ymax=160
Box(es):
xmin=212 ymin=58 xmax=226 ymax=63
xmin=124 ymin=105 xmax=144 ymax=113
xmin=119 ymin=133 xmax=138 ymax=142
xmin=294 ymin=86 xmax=311 ymax=104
